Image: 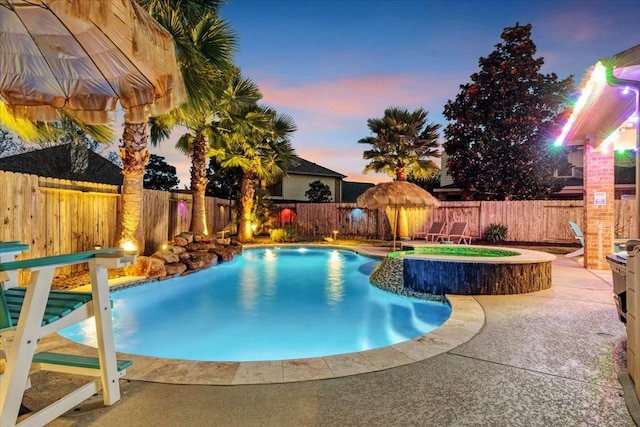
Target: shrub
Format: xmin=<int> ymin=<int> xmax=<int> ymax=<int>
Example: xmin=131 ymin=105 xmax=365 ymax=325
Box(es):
xmin=269 ymin=226 xmax=299 ymax=243
xmin=484 ymin=223 xmax=508 ymax=242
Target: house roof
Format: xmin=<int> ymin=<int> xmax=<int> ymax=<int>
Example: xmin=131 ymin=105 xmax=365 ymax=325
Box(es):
xmin=434 ymin=165 xmax=635 ymax=198
xmin=341 ymin=181 xmax=374 ymax=203
xmin=557 ymin=44 xmax=640 ymax=150
xmin=288 ymin=157 xmax=346 ymax=178
xmin=0 ymin=144 xmax=122 ymax=185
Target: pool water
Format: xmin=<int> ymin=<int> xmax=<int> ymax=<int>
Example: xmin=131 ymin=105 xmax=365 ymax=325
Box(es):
xmin=60 ymin=247 xmax=451 ymax=362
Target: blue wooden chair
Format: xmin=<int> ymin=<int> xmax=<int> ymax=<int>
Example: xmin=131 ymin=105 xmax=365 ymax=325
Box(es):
xmin=0 ymin=245 xmax=136 ymax=427
xmin=566 ymin=221 xmax=629 ymax=257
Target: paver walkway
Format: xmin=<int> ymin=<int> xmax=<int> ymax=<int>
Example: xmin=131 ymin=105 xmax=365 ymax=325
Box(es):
xmin=21 ymin=253 xmax=634 ymax=426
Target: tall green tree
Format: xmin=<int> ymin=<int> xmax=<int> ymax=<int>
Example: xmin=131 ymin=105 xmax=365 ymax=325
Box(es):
xmin=144 ymin=154 xmax=180 ymax=190
xmin=205 ymin=157 xmax=242 ymax=199
xmin=209 ymin=105 xmax=298 ymax=242
xmin=443 ymin=23 xmax=575 ymax=201
xmin=143 ymin=0 xmax=237 ymax=236
xmin=358 ymin=107 xmax=441 ymax=182
xmin=409 ymin=173 xmax=441 ymax=194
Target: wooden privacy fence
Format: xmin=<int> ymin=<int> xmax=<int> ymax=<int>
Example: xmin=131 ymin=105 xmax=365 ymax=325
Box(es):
xmin=1 ymin=171 xmax=235 ymax=273
xmin=2 ymin=170 xmax=638 ymax=268
xmin=143 ymin=190 xmax=235 ymax=253
xmin=271 ymin=199 xmax=637 ymax=243
xmin=271 ymin=203 xmax=384 ymax=239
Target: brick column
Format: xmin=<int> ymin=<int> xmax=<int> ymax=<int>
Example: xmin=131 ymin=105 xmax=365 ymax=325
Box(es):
xmin=583 ymin=144 xmax=615 ymax=270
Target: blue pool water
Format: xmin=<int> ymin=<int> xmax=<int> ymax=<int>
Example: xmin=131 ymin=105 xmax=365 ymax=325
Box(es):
xmin=60 ymin=247 xmax=451 ymax=362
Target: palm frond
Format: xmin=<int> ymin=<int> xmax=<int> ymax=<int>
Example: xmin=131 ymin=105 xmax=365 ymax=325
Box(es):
xmin=175 ymin=133 xmax=195 ymax=155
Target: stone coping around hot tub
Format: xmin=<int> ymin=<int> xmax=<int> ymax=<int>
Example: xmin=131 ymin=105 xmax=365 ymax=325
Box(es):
xmin=394 ymin=244 xmax=557 ymax=264
xmin=40 ymin=294 xmax=484 ymax=385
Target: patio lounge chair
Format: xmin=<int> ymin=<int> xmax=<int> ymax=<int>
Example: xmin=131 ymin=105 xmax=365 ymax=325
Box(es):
xmin=566 ymin=221 xmax=630 ymax=258
xmin=446 ymin=222 xmax=472 ymax=244
xmin=412 ymin=221 xmax=447 ymax=242
xmin=0 ymin=247 xmax=136 ymax=427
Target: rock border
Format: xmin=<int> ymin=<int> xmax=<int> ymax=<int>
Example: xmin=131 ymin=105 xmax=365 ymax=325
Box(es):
xmin=124 ymin=232 xmax=243 ymax=279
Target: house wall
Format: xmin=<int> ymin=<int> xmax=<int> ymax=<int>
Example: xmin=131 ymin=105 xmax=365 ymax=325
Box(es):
xmin=583 ymin=146 xmax=616 ymax=269
xmin=440 ymin=153 xmax=455 ymax=187
xmin=281 ymin=175 xmax=341 ymax=202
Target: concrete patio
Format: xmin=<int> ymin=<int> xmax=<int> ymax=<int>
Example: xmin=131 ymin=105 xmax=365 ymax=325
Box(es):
xmin=21 ymin=253 xmax=636 ymax=426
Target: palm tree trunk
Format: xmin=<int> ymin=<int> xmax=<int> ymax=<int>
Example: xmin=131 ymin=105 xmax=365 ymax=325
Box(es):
xmin=190 ymin=133 xmax=209 ymax=236
xmin=238 ymin=174 xmax=256 ymax=242
xmin=116 ymin=121 xmax=150 ymax=253
xmin=398 ymin=206 xmax=409 ymax=239
xmin=394 ymin=168 xmax=409 ymax=239
xmin=396 ymin=166 xmax=407 ymax=181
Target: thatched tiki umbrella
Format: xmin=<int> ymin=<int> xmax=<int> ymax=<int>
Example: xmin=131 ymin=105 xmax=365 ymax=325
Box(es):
xmin=357 ymin=181 xmax=440 ymax=249
xmin=0 ymin=0 xmax=186 ymax=252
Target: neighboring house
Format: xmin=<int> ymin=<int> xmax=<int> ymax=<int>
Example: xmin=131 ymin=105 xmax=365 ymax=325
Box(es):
xmin=435 ymin=149 xmax=636 ymax=200
xmin=266 ymin=157 xmax=375 ymax=203
xmin=0 ymin=144 xmax=122 ymax=185
xmin=267 ymin=157 xmax=347 ymax=202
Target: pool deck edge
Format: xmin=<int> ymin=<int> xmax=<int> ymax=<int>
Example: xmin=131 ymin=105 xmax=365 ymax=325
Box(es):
xmin=39 ymin=244 xmax=485 ymax=385
xmin=38 ymin=294 xmax=485 ymax=386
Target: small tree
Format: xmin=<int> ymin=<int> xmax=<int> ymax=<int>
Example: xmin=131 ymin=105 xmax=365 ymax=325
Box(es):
xmin=252 ymin=189 xmax=275 ymax=234
xmin=144 ymin=154 xmax=180 ymax=191
xmin=305 ymin=180 xmax=332 ymax=202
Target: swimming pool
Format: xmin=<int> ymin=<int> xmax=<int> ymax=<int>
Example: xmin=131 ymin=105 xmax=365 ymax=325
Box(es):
xmin=60 ymin=247 xmax=451 ymax=362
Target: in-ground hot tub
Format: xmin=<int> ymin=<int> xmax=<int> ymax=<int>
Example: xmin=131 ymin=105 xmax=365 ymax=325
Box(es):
xmin=370 ymin=244 xmax=556 ymax=296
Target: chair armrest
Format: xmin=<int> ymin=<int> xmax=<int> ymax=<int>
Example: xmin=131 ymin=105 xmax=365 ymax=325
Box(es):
xmin=0 ymin=243 xmax=29 ymax=253
xmin=0 ymin=248 xmax=129 ymax=272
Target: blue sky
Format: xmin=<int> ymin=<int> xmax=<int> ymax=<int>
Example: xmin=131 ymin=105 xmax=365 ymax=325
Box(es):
xmin=151 ymin=0 xmax=640 ymax=186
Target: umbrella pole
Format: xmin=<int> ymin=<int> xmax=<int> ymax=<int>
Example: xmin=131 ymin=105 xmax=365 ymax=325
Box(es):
xmin=392 ymin=207 xmax=398 ymax=251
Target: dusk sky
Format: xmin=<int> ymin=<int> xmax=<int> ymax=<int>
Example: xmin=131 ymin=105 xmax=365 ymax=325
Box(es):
xmin=149 ymin=0 xmax=640 ymax=186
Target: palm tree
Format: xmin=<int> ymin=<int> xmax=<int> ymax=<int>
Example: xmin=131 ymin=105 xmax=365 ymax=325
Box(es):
xmin=139 ymin=0 xmax=236 ymax=239
xmin=149 ymin=68 xmax=259 ymax=235
xmin=358 ymin=107 xmax=441 ymax=182
xmin=209 ymin=105 xmax=298 ymax=242
xmin=358 ymin=107 xmax=441 ymax=239
xmin=149 ymin=103 xmax=219 ymax=236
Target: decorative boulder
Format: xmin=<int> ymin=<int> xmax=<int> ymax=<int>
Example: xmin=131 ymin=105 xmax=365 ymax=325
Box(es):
xmin=170 ymin=245 xmax=187 ymax=255
xmin=151 ymin=250 xmax=180 ymax=264
xmin=211 ymin=246 xmax=237 ymax=262
xmin=185 ymin=252 xmax=218 ymax=270
xmin=194 ymin=234 xmax=212 ymax=243
xmin=124 ymin=256 xmax=167 ymax=279
xmin=173 ymin=235 xmax=188 ymax=247
xmin=186 ymin=242 xmax=215 ymax=252
xmin=165 ymin=262 xmax=188 ymax=276
xmin=177 ymin=232 xmax=194 ymax=244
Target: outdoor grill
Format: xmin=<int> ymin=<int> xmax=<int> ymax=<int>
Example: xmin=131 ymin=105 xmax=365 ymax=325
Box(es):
xmin=607 ymin=240 xmax=640 ymax=324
